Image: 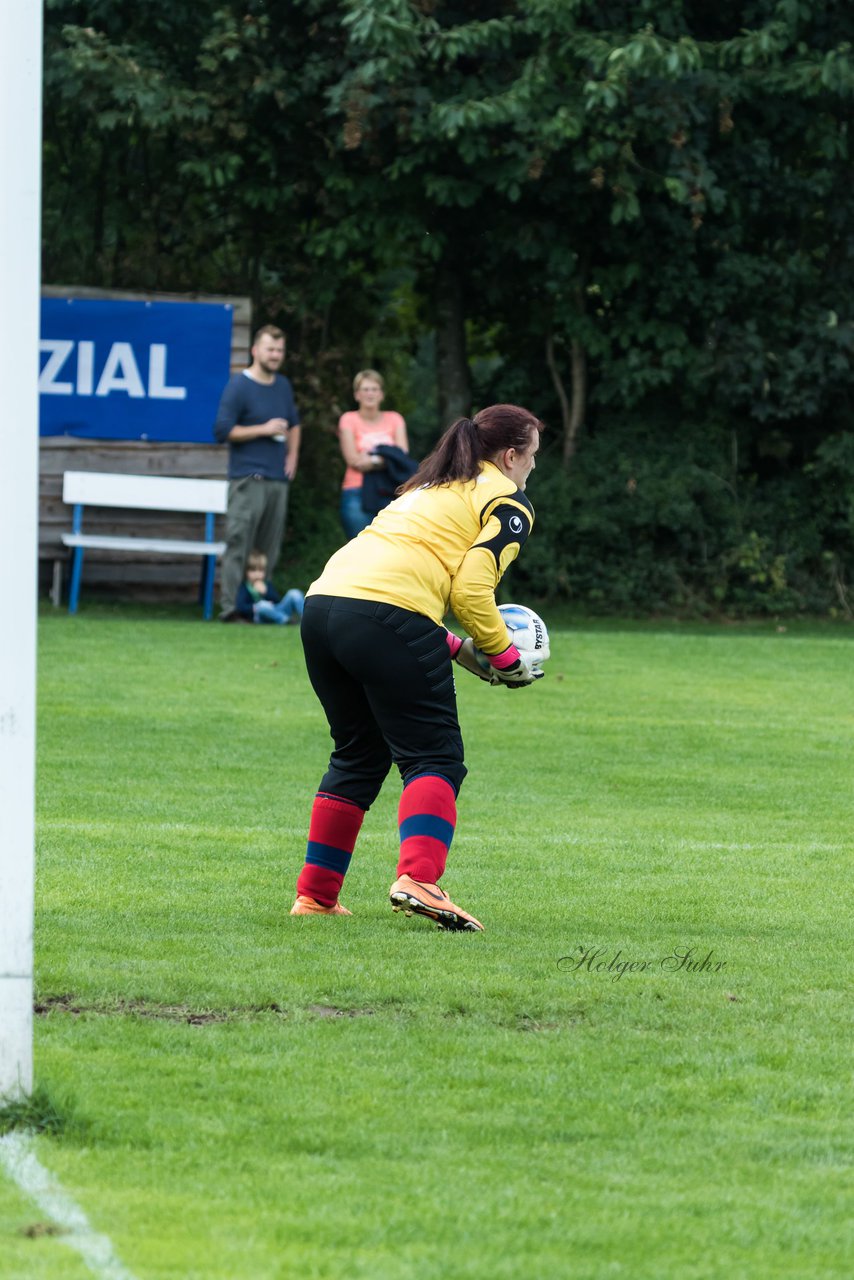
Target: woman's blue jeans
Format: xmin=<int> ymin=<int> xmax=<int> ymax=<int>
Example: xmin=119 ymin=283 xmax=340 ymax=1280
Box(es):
xmin=339 ymin=487 xmax=373 ymax=540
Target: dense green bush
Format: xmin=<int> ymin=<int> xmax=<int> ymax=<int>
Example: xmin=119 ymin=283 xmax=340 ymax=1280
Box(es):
xmin=508 ymin=413 xmax=852 ymax=617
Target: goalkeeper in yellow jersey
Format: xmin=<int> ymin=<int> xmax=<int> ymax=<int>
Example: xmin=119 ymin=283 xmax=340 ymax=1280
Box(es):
xmin=291 ymin=403 xmax=544 ymax=931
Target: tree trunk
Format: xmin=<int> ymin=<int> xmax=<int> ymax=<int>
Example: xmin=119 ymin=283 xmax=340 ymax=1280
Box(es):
xmin=546 ymin=286 xmax=587 ymax=467
xmin=91 ymin=145 xmax=107 ymax=283
xmin=435 ymin=261 xmax=471 ymax=428
xmin=546 ymin=333 xmax=586 ymax=466
xmin=567 ymin=336 xmax=587 ymax=463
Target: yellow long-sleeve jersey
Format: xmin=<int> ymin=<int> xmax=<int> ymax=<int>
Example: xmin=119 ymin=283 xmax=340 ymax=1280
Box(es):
xmin=308 ymin=461 xmax=534 ymax=655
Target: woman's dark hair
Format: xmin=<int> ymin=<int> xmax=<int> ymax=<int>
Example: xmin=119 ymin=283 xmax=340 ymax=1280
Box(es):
xmin=400 ymin=404 xmax=543 ymax=492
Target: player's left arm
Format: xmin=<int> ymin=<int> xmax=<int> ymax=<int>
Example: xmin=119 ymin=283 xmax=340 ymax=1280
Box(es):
xmin=449 ymin=493 xmax=534 ymax=654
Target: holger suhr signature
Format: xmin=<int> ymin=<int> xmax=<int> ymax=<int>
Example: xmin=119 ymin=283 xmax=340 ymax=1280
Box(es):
xmin=558 ymin=945 xmax=728 ymax=981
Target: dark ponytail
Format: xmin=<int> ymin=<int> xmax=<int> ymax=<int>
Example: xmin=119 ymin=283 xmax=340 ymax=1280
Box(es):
xmin=400 ymin=404 xmax=543 ymax=492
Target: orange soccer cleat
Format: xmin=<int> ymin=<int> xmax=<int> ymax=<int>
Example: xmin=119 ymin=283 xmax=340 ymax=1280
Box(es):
xmin=290 ymin=895 xmax=352 ymax=916
xmin=389 ymin=875 xmax=484 ymax=932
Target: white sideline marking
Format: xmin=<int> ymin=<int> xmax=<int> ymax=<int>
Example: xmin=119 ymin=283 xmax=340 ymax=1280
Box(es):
xmin=0 ymin=1131 xmax=137 ymax=1279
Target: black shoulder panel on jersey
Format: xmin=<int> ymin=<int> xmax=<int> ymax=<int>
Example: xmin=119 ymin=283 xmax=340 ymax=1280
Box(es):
xmin=478 ymin=486 xmax=534 ymax=527
xmin=476 ymin=497 xmax=533 ymax=567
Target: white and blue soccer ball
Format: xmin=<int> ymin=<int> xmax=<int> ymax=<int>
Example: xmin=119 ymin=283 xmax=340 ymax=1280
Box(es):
xmin=476 ymin=603 xmax=550 ymax=672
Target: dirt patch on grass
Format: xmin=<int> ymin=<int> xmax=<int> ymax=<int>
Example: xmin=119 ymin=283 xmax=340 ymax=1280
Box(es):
xmin=514 ymin=1010 xmax=587 ymax=1032
xmin=33 ymin=995 xmax=287 ymax=1025
xmin=34 ymin=995 xmax=84 ymax=1016
xmin=128 ymin=1001 xmax=229 ymax=1026
xmin=20 ymin=1222 xmax=66 ymax=1238
xmin=307 ymin=1004 xmax=375 ymax=1019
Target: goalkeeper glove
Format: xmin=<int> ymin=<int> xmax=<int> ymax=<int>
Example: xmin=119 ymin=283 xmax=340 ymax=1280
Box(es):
xmin=446 ymin=633 xmax=544 ymax=687
xmin=447 ymin=632 xmax=492 ymax=681
xmin=486 ymin=646 xmax=545 ymax=688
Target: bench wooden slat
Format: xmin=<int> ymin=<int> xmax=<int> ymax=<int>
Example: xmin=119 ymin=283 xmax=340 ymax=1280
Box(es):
xmin=62 ymin=535 xmax=226 ymax=556
xmin=62 ymin=471 xmax=229 ymax=514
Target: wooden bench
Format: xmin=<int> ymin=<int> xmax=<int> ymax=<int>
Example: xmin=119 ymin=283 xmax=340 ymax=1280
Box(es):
xmin=60 ymin=471 xmax=228 ymax=619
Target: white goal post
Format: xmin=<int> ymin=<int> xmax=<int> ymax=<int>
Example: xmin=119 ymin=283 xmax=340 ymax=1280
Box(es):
xmin=0 ymin=1 xmax=43 ymax=1100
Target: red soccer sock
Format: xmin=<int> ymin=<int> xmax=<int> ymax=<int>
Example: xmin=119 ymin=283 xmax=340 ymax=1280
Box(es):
xmin=296 ymin=792 xmax=365 ymax=906
xmin=396 ymin=774 xmax=457 ymax=884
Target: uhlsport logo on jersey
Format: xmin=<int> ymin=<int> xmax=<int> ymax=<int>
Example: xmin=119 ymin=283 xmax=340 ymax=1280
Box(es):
xmin=508 ymin=514 xmax=524 ymax=535
xmin=39 ymin=297 xmax=233 ymax=443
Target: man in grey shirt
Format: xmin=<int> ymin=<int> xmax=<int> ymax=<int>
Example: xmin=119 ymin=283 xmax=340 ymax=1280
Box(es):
xmin=213 ymin=324 xmax=302 ymax=619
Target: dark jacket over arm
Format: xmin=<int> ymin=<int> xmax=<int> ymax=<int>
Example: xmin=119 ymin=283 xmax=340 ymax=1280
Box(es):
xmin=360 ymin=445 xmax=419 ymax=515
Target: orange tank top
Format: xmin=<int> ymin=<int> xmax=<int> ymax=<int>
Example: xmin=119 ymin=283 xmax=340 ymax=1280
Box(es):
xmin=339 ymin=410 xmax=406 ymax=489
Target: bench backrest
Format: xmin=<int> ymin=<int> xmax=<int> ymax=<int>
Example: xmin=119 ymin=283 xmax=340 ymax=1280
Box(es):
xmin=63 ymin=471 xmax=229 ymax=515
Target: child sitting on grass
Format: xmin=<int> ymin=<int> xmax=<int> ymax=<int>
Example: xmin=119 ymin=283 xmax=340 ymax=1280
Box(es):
xmin=235 ymin=550 xmax=305 ymax=625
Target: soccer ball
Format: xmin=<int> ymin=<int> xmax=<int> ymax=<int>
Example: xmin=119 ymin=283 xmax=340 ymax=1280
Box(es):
xmin=476 ymin=603 xmax=550 ymax=672
xmin=497 ymin=603 xmax=550 ymax=661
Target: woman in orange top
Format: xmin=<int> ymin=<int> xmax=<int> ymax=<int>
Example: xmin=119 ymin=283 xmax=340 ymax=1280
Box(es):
xmin=338 ymin=369 xmax=409 ymax=539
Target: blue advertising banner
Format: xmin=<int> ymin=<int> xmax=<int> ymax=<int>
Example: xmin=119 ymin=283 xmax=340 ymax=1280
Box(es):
xmin=39 ymin=298 xmax=234 ymax=442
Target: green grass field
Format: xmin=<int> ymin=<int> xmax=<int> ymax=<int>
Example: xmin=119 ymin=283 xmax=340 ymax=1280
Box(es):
xmin=2 ymin=606 xmax=853 ymax=1279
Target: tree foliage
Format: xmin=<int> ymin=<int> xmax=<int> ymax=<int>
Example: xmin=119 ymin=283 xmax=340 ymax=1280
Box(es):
xmin=42 ymin=0 xmax=854 ymax=614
